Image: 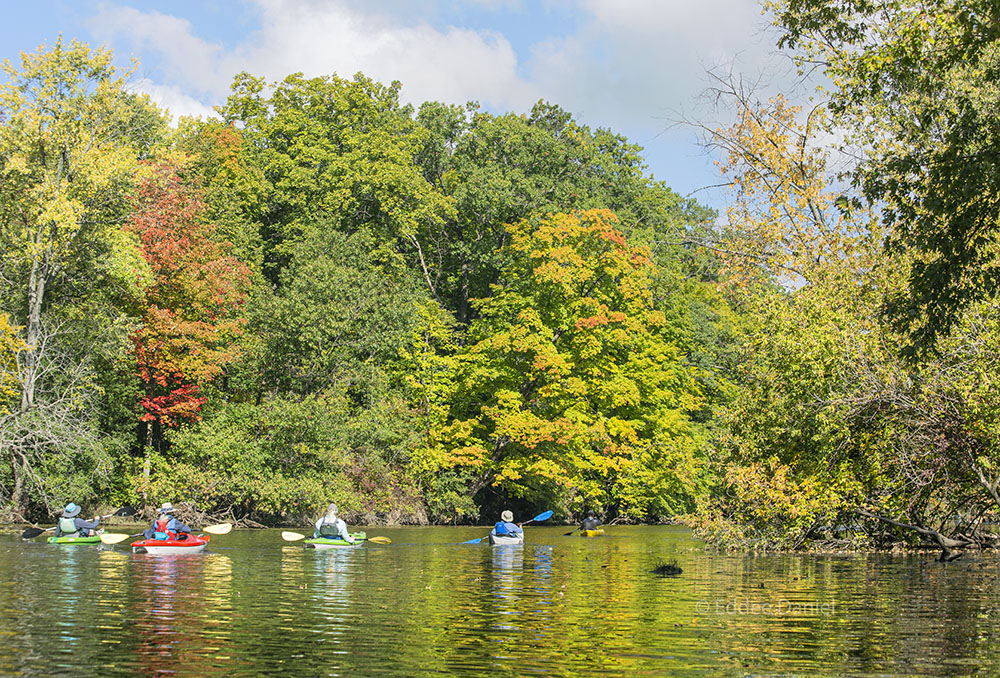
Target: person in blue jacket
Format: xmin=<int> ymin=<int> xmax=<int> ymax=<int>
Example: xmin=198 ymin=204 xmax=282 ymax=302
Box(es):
xmin=490 ymin=510 xmax=523 ymax=539
xmin=143 ymin=502 xmax=192 ymax=540
xmin=55 ymin=503 xmax=100 ymax=538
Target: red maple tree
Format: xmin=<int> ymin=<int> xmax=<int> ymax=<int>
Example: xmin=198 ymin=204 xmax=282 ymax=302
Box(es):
xmin=128 ymin=159 xmax=252 ymax=430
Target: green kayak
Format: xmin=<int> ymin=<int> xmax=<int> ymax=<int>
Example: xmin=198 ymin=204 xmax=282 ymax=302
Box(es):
xmin=303 ymin=531 xmax=367 ymax=549
xmin=47 ymin=534 xmax=102 ymax=545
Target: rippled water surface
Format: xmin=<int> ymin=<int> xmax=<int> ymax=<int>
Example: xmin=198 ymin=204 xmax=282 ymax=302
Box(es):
xmin=1 ymin=525 xmax=998 ymax=676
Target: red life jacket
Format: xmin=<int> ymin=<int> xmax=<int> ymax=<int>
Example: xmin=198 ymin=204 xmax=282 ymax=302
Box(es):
xmin=155 ymin=517 xmax=172 ymax=537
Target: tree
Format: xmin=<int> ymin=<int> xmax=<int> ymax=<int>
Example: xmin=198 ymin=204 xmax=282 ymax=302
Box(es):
xmin=768 ymin=0 xmax=1000 ymax=353
xmin=217 ymin=72 xmax=454 ymax=287
xmin=416 ymin=209 xmax=706 ymax=520
xmin=128 ymin=159 xmax=251 ymax=453
xmin=692 ymin=80 xmax=899 ymax=549
xmin=254 ymin=224 xmax=426 ymax=397
xmin=0 ymin=40 xmax=166 ymax=518
xmin=414 ymin=100 xmax=711 ymax=325
xmin=0 ymin=39 xmax=148 ymax=410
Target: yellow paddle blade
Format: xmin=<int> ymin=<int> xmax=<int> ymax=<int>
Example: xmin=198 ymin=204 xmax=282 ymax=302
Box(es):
xmin=281 ymin=531 xmax=306 ymax=541
xmin=368 ymin=536 xmax=391 ymax=544
xmin=202 ymin=523 xmax=233 ymax=535
xmin=99 ymin=533 xmax=131 ymax=545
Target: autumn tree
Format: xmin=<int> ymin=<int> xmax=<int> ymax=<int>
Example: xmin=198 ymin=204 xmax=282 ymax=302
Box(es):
xmin=0 ymin=39 xmax=155 ymax=409
xmin=691 ymin=78 xmax=895 ymax=549
xmin=128 ymin=159 xmax=251 ymax=464
xmin=693 ymin=74 xmax=1000 ymax=556
xmin=0 ymin=40 xmax=168 ymax=517
xmin=416 ymin=209 xmax=706 ymax=520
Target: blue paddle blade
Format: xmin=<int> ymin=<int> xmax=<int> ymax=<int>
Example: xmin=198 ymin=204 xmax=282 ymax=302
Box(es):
xmin=460 ymin=537 xmax=484 ymax=544
xmin=533 ymin=510 xmax=553 ymax=522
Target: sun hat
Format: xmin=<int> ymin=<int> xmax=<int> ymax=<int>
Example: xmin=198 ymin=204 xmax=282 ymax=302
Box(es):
xmin=501 ymin=510 xmax=514 ymax=523
xmin=159 ymin=502 xmax=175 ymax=514
xmin=62 ymin=503 xmax=81 ymax=518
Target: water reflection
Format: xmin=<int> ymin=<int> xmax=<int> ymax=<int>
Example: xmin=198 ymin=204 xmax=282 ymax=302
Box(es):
xmin=10 ymin=526 xmax=1000 ymax=676
xmin=130 ymin=553 xmax=233 ymax=677
xmin=490 ymin=544 xmax=523 ymax=632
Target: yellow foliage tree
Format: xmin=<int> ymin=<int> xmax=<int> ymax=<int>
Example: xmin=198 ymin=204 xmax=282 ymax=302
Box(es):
xmin=0 ymin=313 xmax=26 ymax=415
xmin=0 ymin=39 xmax=145 ymax=410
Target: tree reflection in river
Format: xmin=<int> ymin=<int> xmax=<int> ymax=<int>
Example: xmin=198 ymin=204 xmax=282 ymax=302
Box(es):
xmin=7 ymin=525 xmax=1000 ymax=676
xmin=130 ymin=552 xmax=234 ymax=677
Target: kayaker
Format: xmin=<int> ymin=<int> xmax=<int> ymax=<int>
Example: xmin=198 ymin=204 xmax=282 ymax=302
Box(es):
xmin=314 ymin=503 xmax=355 ymax=543
xmin=490 ymin=510 xmax=523 ymax=540
xmin=54 ymin=503 xmax=100 ymax=538
xmin=143 ymin=502 xmax=192 ymax=540
xmin=581 ymin=510 xmax=602 ymax=532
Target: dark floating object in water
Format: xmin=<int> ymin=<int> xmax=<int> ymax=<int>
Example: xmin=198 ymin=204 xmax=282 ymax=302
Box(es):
xmin=652 ymin=560 xmax=683 ymax=577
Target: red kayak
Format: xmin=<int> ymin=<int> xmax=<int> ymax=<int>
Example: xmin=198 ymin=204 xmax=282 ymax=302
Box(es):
xmin=132 ymin=534 xmax=210 ymax=554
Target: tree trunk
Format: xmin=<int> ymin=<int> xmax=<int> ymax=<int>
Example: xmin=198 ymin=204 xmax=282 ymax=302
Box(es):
xmin=20 ymin=255 xmax=48 ymax=412
xmin=458 ymin=261 xmax=470 ymax=326
xmin=142 ymin=420 xmax=152 ymax=504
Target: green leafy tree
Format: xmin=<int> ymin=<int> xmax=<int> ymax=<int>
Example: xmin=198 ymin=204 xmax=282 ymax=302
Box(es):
xmin=415 ymin=100 xmax=712 ymax=325
xmin=217 ymin=72 xmax=454 ymax=287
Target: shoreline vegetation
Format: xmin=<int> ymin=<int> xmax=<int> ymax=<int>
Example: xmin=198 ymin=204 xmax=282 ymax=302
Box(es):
xmin=5 ymin=0 xmax=1000 ymax=559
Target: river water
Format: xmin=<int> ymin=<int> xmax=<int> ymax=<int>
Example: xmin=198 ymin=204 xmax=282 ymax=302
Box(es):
xmin=0 ymin=524 xmax=995 ymax=676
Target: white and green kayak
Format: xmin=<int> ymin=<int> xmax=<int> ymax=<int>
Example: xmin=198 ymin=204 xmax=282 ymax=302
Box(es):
xmin=303 ymin=531 xmax=367 ymax=549
xmin=47 ymin=534 xmax=102 ymax=545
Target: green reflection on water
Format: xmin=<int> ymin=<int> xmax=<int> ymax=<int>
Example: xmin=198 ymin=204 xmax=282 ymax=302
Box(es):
xmin=1 ymin=525 xmax=998 ymax=676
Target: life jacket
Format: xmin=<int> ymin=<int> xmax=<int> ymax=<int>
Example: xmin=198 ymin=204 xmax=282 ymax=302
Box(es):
xmin=154 ymin=516 xmax=172 ymax=540
xmin=58 ymin=517 xmax=80 ymax=538
xmin=494 ymin=521 xmax=511 ymax=536
xmin=318 ymin=518 xmax=340 ymax=537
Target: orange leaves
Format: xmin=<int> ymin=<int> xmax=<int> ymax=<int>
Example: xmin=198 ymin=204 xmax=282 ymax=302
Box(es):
xmin=128 ymin=159 xmax=252 ymax=427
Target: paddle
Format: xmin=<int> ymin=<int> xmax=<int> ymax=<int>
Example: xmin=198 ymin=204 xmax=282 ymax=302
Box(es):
xmin=21 ymin=505 xmax=138 ymax=539
xmin=564 ymin=526 xmax=581 ymax=536
xmin=100 ymin=532 xmax=139 ymax=545
xmin=460 ymin=510 xmax=553 ymax=544
xmin=282 ymin=531 xmax=391 ymax=544
xmin=202 ymin=522 xmax=232 ymax=535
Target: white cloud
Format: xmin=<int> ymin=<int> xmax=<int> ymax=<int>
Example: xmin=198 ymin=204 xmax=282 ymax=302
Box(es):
xmin=84 ymin=0 xmax=796 ymax=199
xmin=90 ymin=4 xmax=229 ymax=97
xmin=230 ymin=0 xmax=540 ymax=110
xmin=130 ymin=78 xmax=218 ymax=122
xmin=527 ymin=0 xmax=781 ymax=128
xmin=89 ymin=0 xmax=784 ymax=125
xmin=91 ymin=0 xmax=542 ymax=114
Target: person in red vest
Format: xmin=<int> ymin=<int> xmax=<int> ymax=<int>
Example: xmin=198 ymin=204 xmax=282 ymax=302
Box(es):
xmin=143 ymin=502 xmax=192 ymax=540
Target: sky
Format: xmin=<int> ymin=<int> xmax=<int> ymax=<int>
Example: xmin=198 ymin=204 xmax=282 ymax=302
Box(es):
xmin=0 ymin=0 xmax=794 ymax=212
